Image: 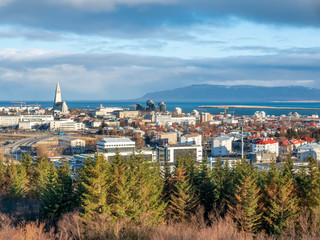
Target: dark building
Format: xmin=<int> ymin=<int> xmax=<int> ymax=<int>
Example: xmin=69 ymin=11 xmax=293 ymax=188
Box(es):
xmin=146 ymin=99 xmax=156 ymax=111
xmin=158 ymin=102 xmax=166 ymax=112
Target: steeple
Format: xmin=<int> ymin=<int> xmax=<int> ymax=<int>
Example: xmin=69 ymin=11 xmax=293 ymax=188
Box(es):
xmin=54 ymin=82 xmax=62 ymax=104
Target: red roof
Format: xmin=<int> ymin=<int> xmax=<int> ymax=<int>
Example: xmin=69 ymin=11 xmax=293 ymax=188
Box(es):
xmin=289 ymin=139 xmax=300 ymax=145
xmin=301 ymin=137 xmax=314 ymax=142
xmin=255 ymin=139 xmax=278 ymax=145
xmin=280 ymin=140 xmax=293 ymax=146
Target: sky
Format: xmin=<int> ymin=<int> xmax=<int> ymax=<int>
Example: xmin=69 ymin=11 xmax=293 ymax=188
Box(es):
xmin=0 ymin=0 xmax=320 ymax=100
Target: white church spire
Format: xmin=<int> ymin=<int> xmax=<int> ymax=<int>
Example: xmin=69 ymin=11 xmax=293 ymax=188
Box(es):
xmin=54 ymin=82 xmax=62 ymax=104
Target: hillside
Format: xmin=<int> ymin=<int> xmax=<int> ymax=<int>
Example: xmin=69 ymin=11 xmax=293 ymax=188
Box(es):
xmin=140 ymin=85 xmax=320 ymax=102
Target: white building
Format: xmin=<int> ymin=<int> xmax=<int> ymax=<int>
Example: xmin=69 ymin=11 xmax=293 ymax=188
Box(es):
xmin=50 ymin=120 xmax=84 ymax=131
xmin=174 ymin=107 xmax=182 ymax=115
xmin=103 ymin=147 xmax=157 ymax=162
xmin=211 ymin=135 xmax=233 ymax=156
xmin=254 ymin=111 xmax=266 ymax=119
xmin=58 ymin=137 xmax=86 ymax=154
xmin=251 ymin=139 xmax=279 ymax=157
xmin=0 ymin=115 xmax=54 ymax=127
xmin=298 ymin=143 xmax=320 ymax=161
xmin=95 ymin=105 xmax=124 ymax=116
xmin=179 ymin=134 xmax=202 ymax=146
xmin=97 ymin=137 xmax=135 ymax=152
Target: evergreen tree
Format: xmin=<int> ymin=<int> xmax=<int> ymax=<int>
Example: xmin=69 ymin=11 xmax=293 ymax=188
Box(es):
xmin=228 ymin=160 xmax=261 ymax=233
xmin=262 ymin=162 xmax=298 ymax=235
xmin=32 ymin=157 xmax=51 ymax=197
xmin=9 ymin=164 xmax=29 ymax=199
xmin=41 ymin=160 xmax=75 ymax=221
xmin=21 ymin=153 xmax=32 ymax=177
xmin=40 ymin=163 xmax=60 ymax=220
xmin=80 ymin=154 xmax=109 ymax=221
xmin=168 ymin=166 xmax=198 ymax=223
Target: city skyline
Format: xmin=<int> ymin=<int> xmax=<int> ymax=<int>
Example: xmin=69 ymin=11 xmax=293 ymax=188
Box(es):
xmin=0 ymin=0 xmax=319 ymax=100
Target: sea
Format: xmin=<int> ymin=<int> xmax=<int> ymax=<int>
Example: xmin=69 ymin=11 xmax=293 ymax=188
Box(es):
xmin=1 ymin=101 xmax=320 ymax=116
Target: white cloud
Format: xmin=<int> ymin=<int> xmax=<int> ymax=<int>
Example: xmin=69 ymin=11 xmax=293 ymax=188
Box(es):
xmin=0 ymin=0 xmax=14 ymax=7
xmin=0 ymin=48 xmax=71 ymax=61
xmin=48 ymin=0 xmax=178 ymax=11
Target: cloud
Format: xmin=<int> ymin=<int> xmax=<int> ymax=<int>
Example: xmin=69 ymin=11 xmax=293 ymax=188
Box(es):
xmin=0 ymin=49 xmax=319 ymax=100
xmin=48 ymin=0 xmax=178 ymax=11
xmin=0 ymin=0 xmax=14 ymax=7
xmin=0 ymin=0 xmax=319 ymax=39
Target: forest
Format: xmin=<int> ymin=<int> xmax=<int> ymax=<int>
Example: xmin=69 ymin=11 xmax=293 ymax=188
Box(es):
xmin=0 ymin=153 xmax=320 ymax=239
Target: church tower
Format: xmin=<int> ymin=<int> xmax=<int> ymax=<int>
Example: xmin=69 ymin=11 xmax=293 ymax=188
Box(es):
xmin=54 ymin=82 xmax=62 ymax=104
xmin=53 ymin=82 xmax=69 ymax=114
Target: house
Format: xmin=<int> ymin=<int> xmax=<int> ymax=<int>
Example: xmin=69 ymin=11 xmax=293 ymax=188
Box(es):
xmin=58 ymin=137 xmax=86 ymax=154
xmin=251 ymin=139 xmax=279 ymax=157
xmin=211 ymin=135 xmax=233 ymax=156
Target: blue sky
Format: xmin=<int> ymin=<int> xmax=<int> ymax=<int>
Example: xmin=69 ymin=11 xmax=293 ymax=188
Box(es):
xmin=0 ymin=0 xmax=319 ymax=100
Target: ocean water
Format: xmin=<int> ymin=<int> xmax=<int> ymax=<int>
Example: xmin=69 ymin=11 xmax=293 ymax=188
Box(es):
xmin=1 ymin=101 xmax=320 ymax=116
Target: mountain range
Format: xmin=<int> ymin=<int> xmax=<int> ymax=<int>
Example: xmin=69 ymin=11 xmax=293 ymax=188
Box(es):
xmin=139 ymin=85 xmax=320 ymax=102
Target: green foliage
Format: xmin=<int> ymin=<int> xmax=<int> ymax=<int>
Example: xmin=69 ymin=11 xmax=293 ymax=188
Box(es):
xmin=9 ymin=164 xmax=29 ymax=199
xmin=228 ymin=160 xmax=261 ymax=233
xmin=168 ymin=166 xmax=198 ymax=223
xmin=80 ymin=154 xmax=109 ymax=221
xmin=262 ymin=162 xmax=298 ymax=235
xmin=32 ymin=157 xmax=51 ymax=197
xmin=41 ymin=160 xmax=75 ymax=221
xmin=108 ymin=152 xmax=166 ymax=225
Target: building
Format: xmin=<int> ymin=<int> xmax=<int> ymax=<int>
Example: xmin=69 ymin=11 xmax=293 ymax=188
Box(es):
xmin=251 ymin=139 xmax=279 ymax=157
xmin=58 ymin=137 xmax=86 ymax=154
xmin=97 ymin=137 xmax=135 ymax=152
xmin=211 ymin=135 xmax=233 ymax=156
xmin=146 ymin=100 xmax=156 ymax=111
xmin=154 ymin=132 xmax=178 ymax=145
xmin=179 ymin=134 xmax=202 ymax=146
xmin=250 ymin=152 xmax=277 ymax=163
xmin=200 ymin=113 xmax=212 ymax=123
xmin=298 ymin=143 xmax=320 ymax=161
xmin=158 ymin=102 xmax=166 ymax=112
xmin=173 ymin=107 xmax=182 ymax=115
xmin=95 ymin=105 xmax=124 ymax=116
xmin=53 ymin=83 xmax=69 ymax=114
xmin=114 ymin=110 xmax=140 ymax=119
xmin=103 ymin=147 xmax=157 ymax=162
xmin=50 ymin=120 xmax=84 ymax=131
xmin=157 ymin=145 xmax=203 ymax=165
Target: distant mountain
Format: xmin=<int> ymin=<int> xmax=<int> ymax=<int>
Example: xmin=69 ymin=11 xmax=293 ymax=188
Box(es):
xmin=139 ymin=85 xmax=320 ymax=102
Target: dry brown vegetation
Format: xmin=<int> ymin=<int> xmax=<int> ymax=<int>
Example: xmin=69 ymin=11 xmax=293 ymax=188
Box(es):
xmin=0 ymin=209 xmax=319 ymax=240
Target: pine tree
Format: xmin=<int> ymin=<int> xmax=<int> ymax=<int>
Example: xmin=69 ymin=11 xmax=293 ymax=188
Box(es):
xmin=9 ymin=164 xmax=29 ymax=199
xmin=21 ymin=153 xmax=32 ymax=177
xmin=80 ymin=154 xmax=109 ymax=221
xmin=228 ymin=160 xmax=261 ymax=233
xmin=168 ymin=167 xmax=198 ymax=223
xmin=41 ymin=160 xmax=75 ymax=221
xmin=40 ymin=163 xmax=60 ymax=220
xmin=262 ymin=162 xmax=298 ymax=235
xmin=32 ymin=157 xmax=51 ymax=197
xmin=195 ymin=157 xmax=214 ymax=215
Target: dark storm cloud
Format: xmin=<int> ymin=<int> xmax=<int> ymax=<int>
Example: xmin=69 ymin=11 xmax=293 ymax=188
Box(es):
xmin=0 ymin=0 xmax=319 ymax=38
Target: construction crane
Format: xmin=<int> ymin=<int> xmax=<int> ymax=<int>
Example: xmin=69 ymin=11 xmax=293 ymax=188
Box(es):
xmin=11 ymin=101 xmax=26 ymax=109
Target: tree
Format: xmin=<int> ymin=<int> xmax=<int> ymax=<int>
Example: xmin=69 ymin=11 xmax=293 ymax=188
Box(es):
xmin=9 ymin=164 xmax=29 ymax=199
xmin=80 ymin=154 xmax=109 ymax=221
xmin=167 ymin=167 xmax=198 ymax=223
xmin=21 ymin=153 xmax=32 ymax=178
xmin=40 ymin=163 xmax=60 ymax=220
xmin=41 ymin=160 xmax=75 ymax=221
xmin=262 ymin=162 xmax=298 ymax=235
xmin=228 ymin=160 xmax=261 ymax=233
xmin=32 ymin=157 xmax=51 ymax=197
